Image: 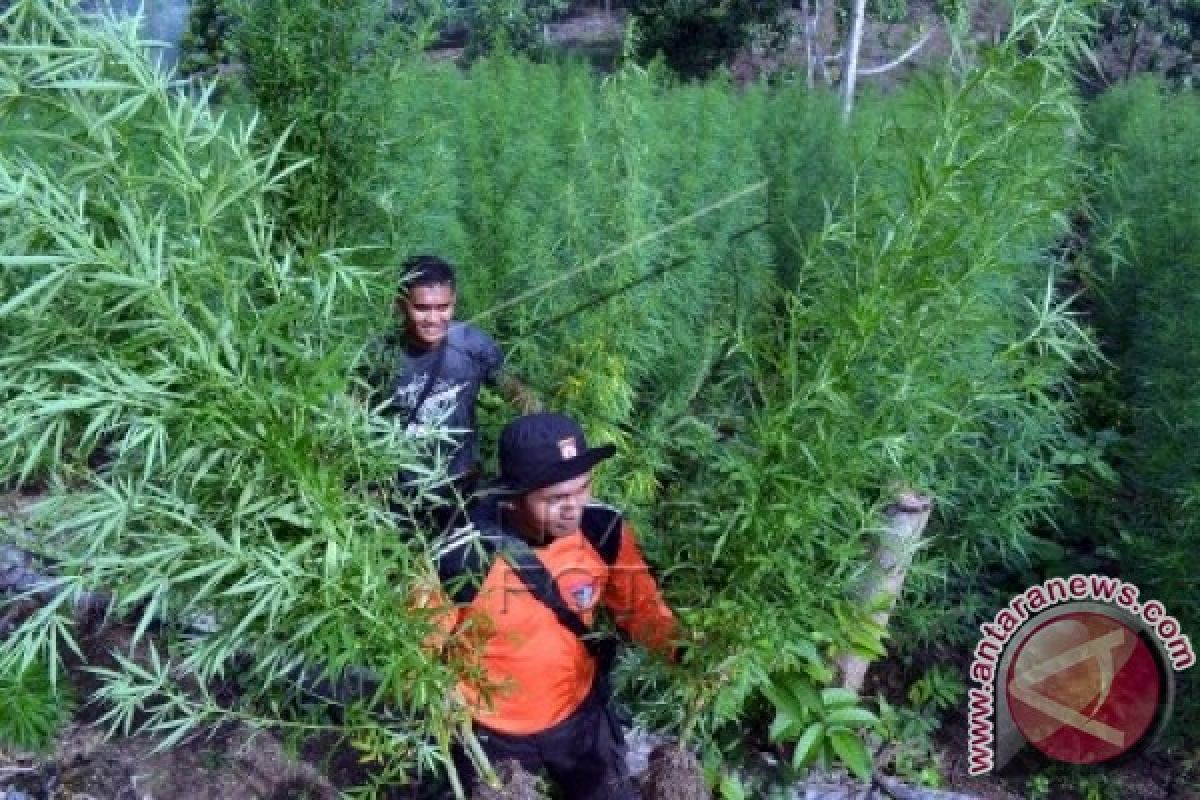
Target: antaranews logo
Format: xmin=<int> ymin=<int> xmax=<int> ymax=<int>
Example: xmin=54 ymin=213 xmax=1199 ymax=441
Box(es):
xmin=967 ymin=575 xmax=1195 ymax=775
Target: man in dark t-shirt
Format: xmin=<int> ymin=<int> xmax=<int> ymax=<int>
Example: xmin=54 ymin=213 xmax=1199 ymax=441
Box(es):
xmin=360 ymin=255 xmax=540 ymax=531
xmin=386 ymin=320 xmax=504 ymax=479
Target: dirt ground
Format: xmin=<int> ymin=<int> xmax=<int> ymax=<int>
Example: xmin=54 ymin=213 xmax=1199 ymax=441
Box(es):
xmin=1 ymin=722 xmax=338 ymax=800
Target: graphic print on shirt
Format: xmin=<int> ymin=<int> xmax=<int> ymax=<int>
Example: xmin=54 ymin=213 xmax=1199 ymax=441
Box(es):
xmin=392 ymin=373 xmax=465 ymax=432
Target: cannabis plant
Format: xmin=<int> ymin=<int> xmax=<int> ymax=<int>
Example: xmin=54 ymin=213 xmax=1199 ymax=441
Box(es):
xmin=0 ymin=656 xmax=74 ymax=753
xmin=1088 ymin=77 xmax=1200 ymax=740
xmin=0 ymin=0 xmax=467 ymax=787
xmin=369 ymin=54 xmax=779 ymax=509
xmin=226 ymin=0 xmax=426 ymax=252
xmin=627 ymin=0 xmax=1099 ymax=776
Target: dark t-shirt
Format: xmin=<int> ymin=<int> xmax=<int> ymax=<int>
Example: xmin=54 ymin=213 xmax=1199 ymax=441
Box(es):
xmin=369 ymin=322 xmax=504 ymax=479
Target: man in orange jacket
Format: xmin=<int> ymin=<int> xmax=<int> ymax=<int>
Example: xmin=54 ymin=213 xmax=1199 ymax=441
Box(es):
xmin=430 ymin=412 xmax=678 ymax=799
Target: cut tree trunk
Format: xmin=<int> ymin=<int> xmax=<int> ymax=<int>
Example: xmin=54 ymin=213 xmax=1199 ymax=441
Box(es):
xmin=470 ymin=760 xmax=544 ymax=800
xmin=836 ymin=491 xmax=934 ymax=694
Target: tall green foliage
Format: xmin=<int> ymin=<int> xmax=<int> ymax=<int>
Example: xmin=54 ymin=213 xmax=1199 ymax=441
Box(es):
xmin=1 ymin=0 xmax=1111 ymax=789
xmin=227 ymin=0 xmax=418 ymax=251
xmin=628 ymin=0 xmax=1097 ymax=764
xmin=1088 ymin=77 xmax=1200 ymax=737
xmin=627 ymin=0 xmax=789 ymax=79
xmin=0 ymin=0 xmax=461 ymax=785
xmin=453 ymin=0 xmax=569 ymax=58
xmin=368 ymin=56 xmax=785 ymax=507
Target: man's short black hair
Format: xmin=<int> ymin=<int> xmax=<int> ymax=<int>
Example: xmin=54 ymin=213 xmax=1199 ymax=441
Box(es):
xmin=400 ymin=255 xmax=457 ymax=294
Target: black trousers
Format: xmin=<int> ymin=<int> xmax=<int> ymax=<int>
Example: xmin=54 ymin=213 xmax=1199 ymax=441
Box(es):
xmin=452 ymin=681 xmax=638 ymax=800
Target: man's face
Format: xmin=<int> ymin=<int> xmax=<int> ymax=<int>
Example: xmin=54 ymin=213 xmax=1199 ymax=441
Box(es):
xmin=512 ymin=471 xmax=593 ymax=542
xmin=400 ymin=284 xmax=455 ymax=348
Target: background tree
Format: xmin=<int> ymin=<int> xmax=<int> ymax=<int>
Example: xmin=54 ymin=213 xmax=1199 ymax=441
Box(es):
xmin=626 ymin=0 xmax=790 ymax=78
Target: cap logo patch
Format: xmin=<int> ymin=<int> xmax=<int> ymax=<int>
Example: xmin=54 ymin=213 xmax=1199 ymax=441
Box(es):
xmin=557 ymin=437 xmax=578 ymax=459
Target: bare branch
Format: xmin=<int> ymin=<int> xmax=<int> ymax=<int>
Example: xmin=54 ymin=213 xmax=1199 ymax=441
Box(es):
xmin=840 ymin=0 xmax=868 ymax=119
xmin=859 ymin=27 xmax=937 ymax=77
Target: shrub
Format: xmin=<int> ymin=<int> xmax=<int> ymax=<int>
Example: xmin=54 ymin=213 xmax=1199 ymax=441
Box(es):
xmin=367 ymin=56 xmax=783 ymax=508
xmin=226 ymin=0 xmax=420 ymax=252
xmin=0 ymin=656 xmax=74 ymax=753
xmin=454 ymin=0 xmax=570 ymax=59
xmin=178 ymin=0 xmax=236 ymax=79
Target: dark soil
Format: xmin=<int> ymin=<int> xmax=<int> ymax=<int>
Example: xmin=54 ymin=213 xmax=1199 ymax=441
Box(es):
xmin=638 ymin=743 xmax=710 ymax=800
xmin=0 ymin=721 xmax=338 ymax=800
xmin=470 ymin=759 xmax=544 ymax=800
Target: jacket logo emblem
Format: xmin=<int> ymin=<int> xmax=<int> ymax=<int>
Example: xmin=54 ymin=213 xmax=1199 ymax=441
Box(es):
xmin=569 ymin=582 xmax=596 ymax=610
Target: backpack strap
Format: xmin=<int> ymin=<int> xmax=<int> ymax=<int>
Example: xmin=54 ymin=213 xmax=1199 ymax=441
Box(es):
xmin=580 ymin=503 xmax=623 ymax=565
xmin=497 ymin=537 xmax=618 ymax=673
xmin=495 ymin=538 xmax=591 ymax=641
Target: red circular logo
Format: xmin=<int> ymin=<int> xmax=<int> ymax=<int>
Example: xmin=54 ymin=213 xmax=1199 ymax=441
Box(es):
xmin=1005 ymin=611 xmax=1163 ymax=765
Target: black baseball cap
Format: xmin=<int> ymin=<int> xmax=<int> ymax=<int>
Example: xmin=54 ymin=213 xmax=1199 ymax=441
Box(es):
xmin=496 ymin=412 xmax=616 ymax=494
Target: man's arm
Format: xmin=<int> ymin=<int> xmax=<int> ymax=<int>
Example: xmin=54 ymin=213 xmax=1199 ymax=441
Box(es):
xmin=471 ymin=325 xmax=543 ymax=413
xmin=603 ymin=521 xmax=678 ymax=659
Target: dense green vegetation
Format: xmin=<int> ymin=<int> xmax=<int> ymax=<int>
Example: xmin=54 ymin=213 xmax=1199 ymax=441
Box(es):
xmin=626 ymin=5 xmax=1097 ymax=776
xmin=1086 ymin=77 xmax=1200 ymax=735
xmin=0 ymin=0 xmax=457 ymax=785
xmin=2 ymin=0 xmax=1199 ymax=795
xmin=626 ymin=0 xmax=789 ymax=78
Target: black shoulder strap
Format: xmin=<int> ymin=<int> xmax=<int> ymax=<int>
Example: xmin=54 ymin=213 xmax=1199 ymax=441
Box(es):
xmin=497 ymin=538 xmax=594 ymax=644
xmin=435 ymin=506 xmax=619 ymax=670
xmin=581 ymin=504 xmax=623 ymax=565
xmin=405 ymin=341 xmax=448 ymax=428
xmin=430 ymin=523 xmax=595 ymax=639
xmin=498 ymin=538 xmax=618 ymax=674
